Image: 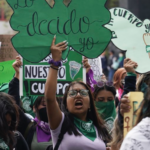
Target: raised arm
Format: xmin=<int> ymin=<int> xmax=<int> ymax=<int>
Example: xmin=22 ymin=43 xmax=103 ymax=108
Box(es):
xmin=8 ymin=56 xmax=22 ymax=106
xmin=8 ymin=56 xmax=31 ymax=135
xmin=45 ymin=36 xmax=67 ymax=130
xmin=82 ymin=57 xmax=91 ymax=74
xmin=118 ymin=58 xmax=138 ymax=126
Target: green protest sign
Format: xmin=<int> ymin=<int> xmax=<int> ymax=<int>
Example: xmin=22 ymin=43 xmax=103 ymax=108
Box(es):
xmin=20 ymin=50 xmax=85 ymax=96
xmin=105 ymin=8 xmax=150 ymax=73
xmin=6 ymin=0 xmax=111 ymax=63
xmin=0 ymin=60 xmax=15 ymax=86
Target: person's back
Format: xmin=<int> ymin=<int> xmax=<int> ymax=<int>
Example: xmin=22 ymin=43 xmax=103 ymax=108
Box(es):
xmin=0 ymin=92 xmax=29 ymax=150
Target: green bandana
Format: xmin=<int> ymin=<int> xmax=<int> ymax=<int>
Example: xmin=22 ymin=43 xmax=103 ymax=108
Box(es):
xmin=0 ymin=138 xmax=9 ymax=150
xmin=21 ymin=96 xmax=38 ymax=117
xmin=74 ymin=117 xmax=96 ymax=141
xmin=95 ymin=101 xmax=116 ymax=132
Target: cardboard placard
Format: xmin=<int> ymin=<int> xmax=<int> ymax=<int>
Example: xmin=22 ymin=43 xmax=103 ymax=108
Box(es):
xmin=105 ymin=7 xmax=150 ymax=73
xmin=20 ymin=50 xmax=86 ymax=96
xmin=124 ymin=92 xmax=144 ymax=137
xmin=0 ymin=35 xmax=18 ymax=62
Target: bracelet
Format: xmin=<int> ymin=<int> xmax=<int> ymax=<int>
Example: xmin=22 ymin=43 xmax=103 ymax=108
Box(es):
xmin=51 ymin=66 xmax=58 ymax=71
xmin=48 ymin=59 xmax=62 ymax=67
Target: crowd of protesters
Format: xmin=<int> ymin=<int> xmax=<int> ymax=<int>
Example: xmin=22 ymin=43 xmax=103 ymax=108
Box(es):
xmin=0 ymin=37 xmax=150 ymax=150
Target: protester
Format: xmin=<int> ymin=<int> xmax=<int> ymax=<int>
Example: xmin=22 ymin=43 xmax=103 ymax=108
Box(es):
xmin=82 ymin=56 xmax=116 ymax=133
xmin=93 ymin=81 xmax=116 ymax=133
xmin=45 ymin=36 xmax=111 ymax=150
xmin=118 ymin=59 xmax=150 ymax=126
xmin=118 ymin=59 xmax=150 ymax=150
xmin=101 ymin=51 xmax=108 ymax=78
xmin=117 ymin=58 xmax=138 ymax=126
xmin=0 ymin=92 xmax=18 ymax=150
xmin=8 ymin=56 xmax=52 ymax=150
xmin=113 ymin=68 xmax=126 ymax=104
xmin=0 ymin=92 xmax=29 ymax=150
xmin=117 ymin=52 xmax=125 ymax=68
xmin=108 ymin=50 xmax=117 ymax=81
xmin=120 ymin=87 xmax=150 ymax=150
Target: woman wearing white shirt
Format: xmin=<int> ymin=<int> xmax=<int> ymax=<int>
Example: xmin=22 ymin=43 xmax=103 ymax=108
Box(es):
xmin=120 ymin=87 xmax=150 ymax=150
xmin=45 ymin=36 xmax=111 ymax=150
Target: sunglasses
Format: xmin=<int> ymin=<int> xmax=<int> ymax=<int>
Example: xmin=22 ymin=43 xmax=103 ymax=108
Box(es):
xmin=97 ymin=81 xmax=114 ymax=88
xmin=68 ymin=89 xmax=89 ymax=97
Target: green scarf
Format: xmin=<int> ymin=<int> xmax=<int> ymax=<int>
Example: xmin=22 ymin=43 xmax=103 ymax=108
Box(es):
xmin=74 ymin=117 xmax=96 ymax=141
xmin=95 ymin=100 xmax=116 ymax=132
xmin=0 ymin=138 xmax=9 ymax=150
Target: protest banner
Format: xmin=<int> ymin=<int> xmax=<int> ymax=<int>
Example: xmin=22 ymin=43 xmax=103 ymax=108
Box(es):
xmin=88 ymin=57 xmax=103 ymax=82
xmin=6 ymin=0 xmax=111 ymax=63
xmin=124 ymin=92 xmax=143 ymax=137
xmin=20 ymin=50 xmax=86 ymax=97
xmin=0 ymin=60 xmax=15 ymax=86
xmin=105 ymin=8 xmax=150 ymax=73
xmin=0 ymin=35 xmax=18 ymax=62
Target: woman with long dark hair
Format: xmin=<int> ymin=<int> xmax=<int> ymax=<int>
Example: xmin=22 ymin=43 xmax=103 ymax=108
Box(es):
xmin=45 ymin=36 xmax=111 ymax=150
xmin=0 ymin=92 xmax=19 ymax=150
xmin=93 ymin=82 xmax=117 ymax=133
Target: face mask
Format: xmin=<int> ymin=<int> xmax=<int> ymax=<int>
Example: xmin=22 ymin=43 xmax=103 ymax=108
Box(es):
xmin=38 ymin=107 xmax=48 ymax=123
xmin=95 ymin=101 xmax=116 ymax=132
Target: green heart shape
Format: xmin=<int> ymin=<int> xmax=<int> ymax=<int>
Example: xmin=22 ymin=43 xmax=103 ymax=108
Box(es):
xmin=6 ymin=0 xmax=111 ymax=63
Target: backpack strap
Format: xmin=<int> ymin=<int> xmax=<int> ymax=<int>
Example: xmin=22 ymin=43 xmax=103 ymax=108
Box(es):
xmin=24 ymin=121 xmax=34 ymax=140
xmin=53 ymin=115 xmax=68 ymax=150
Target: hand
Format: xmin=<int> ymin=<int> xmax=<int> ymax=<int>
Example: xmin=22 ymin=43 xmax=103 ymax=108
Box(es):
xmin=106 ymin=147 xmax=111 ymax=150
xmin=143 ymin=33 xmax=150 ymax=45
xmin=101 ymin=74 xmax=107 ymax=81
xmin=120 ymin=95 xmax=131 ymax=116
xmin=50 ymin=36 xmax=68 ymax=61
xmin=12 ymin=56 xmax=22 ymax=79
xmin=82 ymin=57 xmax=91 ymax=73
xmin=124 ymin=58 xmax=138 ymax=73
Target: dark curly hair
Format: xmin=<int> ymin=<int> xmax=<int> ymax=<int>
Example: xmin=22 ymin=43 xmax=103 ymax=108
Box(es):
xmin=0 ymin=92 xmax=19 ymax=150
xmin=62 ymin=81 xmax=112 ymax=143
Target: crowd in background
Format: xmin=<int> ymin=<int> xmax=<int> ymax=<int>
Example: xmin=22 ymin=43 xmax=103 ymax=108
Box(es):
xmin=0 ymin=40 xmax=150 ymax=150
xmin=101 ymin=50 xmax=125 ymax=82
